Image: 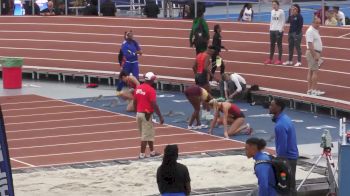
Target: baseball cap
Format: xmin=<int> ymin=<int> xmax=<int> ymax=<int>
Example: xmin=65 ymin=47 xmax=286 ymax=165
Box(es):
xmin=144 ymin=72 xmax=156 ymax=81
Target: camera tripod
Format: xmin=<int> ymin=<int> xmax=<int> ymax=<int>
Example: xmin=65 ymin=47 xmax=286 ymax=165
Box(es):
xmin=297 ymin=148 xmax=338 ymax=195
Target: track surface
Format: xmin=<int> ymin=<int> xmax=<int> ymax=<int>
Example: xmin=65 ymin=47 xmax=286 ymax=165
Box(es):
xmin=0 ymin=16 xmax=349 ymax=104
xmin=0 ymin=94 xmax=244 ymax=170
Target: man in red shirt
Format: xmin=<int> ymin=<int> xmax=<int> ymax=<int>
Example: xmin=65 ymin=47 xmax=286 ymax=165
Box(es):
xmin=134 ymin=72 xmax=164 ymax=159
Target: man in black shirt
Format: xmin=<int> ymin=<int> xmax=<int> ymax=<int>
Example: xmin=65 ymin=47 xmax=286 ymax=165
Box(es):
xmin=157 ymin=145 xmax=191 ymax=196
xmin=101 ymin=0 xmax=116 ymax=16
xmin=143 ymin=0 xmax=159 ymax=18
xmin=23 ymin=0 xmax=40 ymax=15
xmin=40 ymin=1 xmax=55 ymax=16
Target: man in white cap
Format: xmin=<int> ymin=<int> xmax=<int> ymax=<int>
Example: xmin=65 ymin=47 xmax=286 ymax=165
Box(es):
xmin=134 ymin=72 xmax=164 ymax=159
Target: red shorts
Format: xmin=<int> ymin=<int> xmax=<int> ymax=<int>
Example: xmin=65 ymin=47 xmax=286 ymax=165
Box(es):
xmin=185 ymin=85 xmax=201 ymax=97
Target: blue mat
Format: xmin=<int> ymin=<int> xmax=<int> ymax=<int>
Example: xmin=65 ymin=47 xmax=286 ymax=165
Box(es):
xmin=65 ymin=91 xmax=344 ymax=148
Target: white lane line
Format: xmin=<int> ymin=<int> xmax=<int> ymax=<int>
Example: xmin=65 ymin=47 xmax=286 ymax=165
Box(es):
xmin=13 ymin=139 xmax=226 ymax=159
xmin=7 ymin=121 xmax=135 ymax=133
xmin=0 ymin=22 xmax=349 ymax=40
xmin=339 ymin=32 xmax=350 ymax=38
xmin=10 ymin=158 xmax=35 ymax=167
xmin=8 ymin=127 xmax=169 ymax=141
xmin=11 ymin=132 xmax=199 ymax=150
xmin=12 ymin=147 xmax=244 ymax=170
xmin=6 ymin=115 xmax=120 ymax=125
xmin=1 ymin=99 xmax=57 ymax=105
xmin=3 ymin=105 xmax=77 ymax=112
xmin=4 ymin=109 xmax=98 ymax=118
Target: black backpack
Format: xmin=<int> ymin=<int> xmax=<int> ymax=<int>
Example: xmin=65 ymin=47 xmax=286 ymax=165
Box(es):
xmin=193 ymin=20 xmax=208 ymax=46
xmin=255 ymin=155 xmax=292 ymax=194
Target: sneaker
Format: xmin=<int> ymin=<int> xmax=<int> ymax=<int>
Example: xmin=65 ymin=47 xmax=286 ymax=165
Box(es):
xmin=188 ymin=125 xmax=197 ymax=130
xmin=315 ymin=90 xmax=325 ymax=96
xmin=139 ymin=153 xmax=146 ymax=159
xmin=209 ymin=81 xmax=218 ymax=86
xmin=194 ymin=124 xmax=208 ymax=129
xmin=264 ymin=59 xmax=273 ymax=65
xmin=307 ymin=90 xmax=313 ymax=95
xmin=150 ymin=151 xmax=161 ymax=157
xmin=283 ymin=61 xmax=292 ymax=66
xmin=294 ymin=62 xmax=302 ymax=67
xmin=274 ymin=60 xmax=283 ymax=65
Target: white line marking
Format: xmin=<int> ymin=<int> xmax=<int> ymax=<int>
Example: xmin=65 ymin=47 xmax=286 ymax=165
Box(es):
xmin=9 ymin=127 xmax=170 ymax=141
xmin=3 ymin=104 xmax=77 ymax=112
xmin=12 ymin=147 xmax=244 ymax=169
xmin=1 ymin=99 xmax=57 ymax=105
xmin=13 ymin=139 xmax=225 ymax=159
xmin=4 ymin=109 xmax=98 ymax=118
xmin=10 ymin=158 xmax=35 ymax=167
xmin=11 ymin=132 xmax=199 ymax=150
xmin=7 ymin=121 xmax=135 ymax=133
xmin=6 ymin=115 xmax=120 ymax=125
xmin=339 ymin=32 xmax=350 ymax=38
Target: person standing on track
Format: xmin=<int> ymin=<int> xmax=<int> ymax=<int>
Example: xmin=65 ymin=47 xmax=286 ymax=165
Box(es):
xmin=193 ymin=47 xmax=215 ymax=92
xmin=208 ymin=99 xmax=252 ymax=138
xmin=238 ymin=3 xmax=254 ymax=22
xmin=209 ymin=24 xmax=228 ymax=85
xmin=134 ymin=72 xmax=164 ymax=159
xmin=117 ymin=30 xmax=143 ymax=93
xmin=305 ymin=17 xmax=325 ymax=96
xmin=269 ymin=99 xmax=299 ymax=195
xmin=283 ymin=4 xmax=303 ymax=67
xmin=184 ymin=85 xmax=213 ymax=130
xmin=264 ymin=0 xmax=285 ymax=65
xmin=190 ymin=12 xmax=210 ymax=55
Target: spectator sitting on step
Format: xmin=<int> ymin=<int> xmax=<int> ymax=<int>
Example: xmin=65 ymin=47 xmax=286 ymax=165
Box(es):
xmin=220 ymin=73 xmax=247 ymax=102
xmin=143 ymin=0 xmax=160 ymax=18
xmin=325 ymin=10 xmax=338 ymax=26
xmin=54 ymin=2 xmax=66 ymax=15
xmin=333 ymin=6 xmax=346 ymax=26
xmin=40 ymin=1 xmax=56 ymax=16
xmin=23 ymin=0 xmax=40 ymax=15
xmin=101 ymin=0 xmax=116 ymax=16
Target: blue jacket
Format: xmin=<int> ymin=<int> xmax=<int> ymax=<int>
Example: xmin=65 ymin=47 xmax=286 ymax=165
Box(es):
xmin=288 ymin=14 xmax=303 ymax=35
xmin=254 ymin=152 xmax=277 ymax=196
xmin=274 ymin=113 xmax=299 ymax=160
xmin=121 ymin=40 xmax=141 ymax=62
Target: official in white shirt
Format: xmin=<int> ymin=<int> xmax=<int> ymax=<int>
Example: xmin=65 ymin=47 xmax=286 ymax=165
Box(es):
xmin=305 ymin=17 xmax=325 ymax=96
xmin=264 ymin=0 xmax=285 ymax=65
xmin=221 ymin=73 xmax=247 ymax=101
xmin=333 ymin=6 xmax=346 ymax=26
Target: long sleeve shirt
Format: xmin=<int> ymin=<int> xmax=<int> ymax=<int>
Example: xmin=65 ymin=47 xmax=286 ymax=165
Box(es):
xmin=274 ymin=113 xmax=299 ymax=160
xmin=288 ymin=14 xmax=303 ymax=35
xmin=254 ymin=152 xmax=277 ymax=196
xmin=212 ymin=32 xmax=225 ymax=53
xmin=121 ymin=40 xmax=141 ymax=62
xmin=189 ymin=17 xmax=209 ymax=44
xmin=270 ymin=9 xmax=285 ymax=32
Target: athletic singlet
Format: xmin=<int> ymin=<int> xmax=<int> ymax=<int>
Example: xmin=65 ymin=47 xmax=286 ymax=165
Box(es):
xmin=126 ymin=76 xmax=137 ymax=89
xmin=228 ymin=104 xmax=242 ymax=117
xmin=196 ymin=52 xmax=208 ymax=74
xmin=200 ymin=87 xmax=208 ymax=101
xmin=242 ymin=8 xmax=252 ymax=21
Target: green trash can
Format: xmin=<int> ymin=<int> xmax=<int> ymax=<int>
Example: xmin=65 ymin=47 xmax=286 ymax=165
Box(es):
xmin=1 ymin=58 xmax=23 ymax=89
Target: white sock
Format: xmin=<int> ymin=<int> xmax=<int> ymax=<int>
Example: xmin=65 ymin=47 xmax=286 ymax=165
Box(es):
xmin=139 ymin=153 xmax=145 ymax=158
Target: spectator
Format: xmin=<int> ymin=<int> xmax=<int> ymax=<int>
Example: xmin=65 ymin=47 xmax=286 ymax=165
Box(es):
xmin=100 ymin=0 xmax=116 ymax=16
xmin=157 ymin=145 xmax=191 ymax=196
xmin=269 ymin=99 xmax=299 ymax=195
xmin=55 ymin=2 xmax=66 ymax=15
xmin=84 ymin=0 xmax=98 ymax=15
xmin=143 ymin=0 xmax=160 ymax=18
xmin=209 ymin=24 xmax=228 ymax=85
xmin=40 ymin=1 xmax=55 ymax=16
xmin=314 ymin=6 xmax=329 ymax=24
xmin=283 ymin=4 xmax=303 ymax=67
xmin=134 ymin=72 xmax=164 ymax=159
xmin=325 ymin=11 xmax=338 ymax=26
xmin=23 ymin=0 xmax=40 ymax=15
xmin=264 ymin=0 xmax=285 ymax=65
xmin=1 ymin=0 xmax=14 ymax=15
xmin=189 ymin=8 xmax=209 ymax=54
xmin=245 ymin=137 xmax=276 ymax=196
xmin=333 ymin=6 xmax=346 ymax=26
xmin=116 ymin=31 xmax=142 ymax=93
xmin=306 ymin=17 xmax=325 ymax=96
xmin=238 ymin=3 xmax=254 ymax=22
xmin=163 ymin=0 xmax=173 ymax=18
xmin=220 ymin=73 xmax=247 ymax=101
xmin=116 ymin=71 xmax=140 ymax=112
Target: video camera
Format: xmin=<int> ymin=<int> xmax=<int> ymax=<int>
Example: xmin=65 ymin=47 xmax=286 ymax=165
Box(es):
xmin=320 ymin=129 xmax=333 ymax=150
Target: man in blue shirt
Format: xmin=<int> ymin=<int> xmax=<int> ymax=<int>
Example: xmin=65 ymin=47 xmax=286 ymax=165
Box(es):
xmin=117 ymin=31 xmax=142 ymax=93
xmin=269 ymin=99 xmax=299 ymax=195
xmin=245 ymin=137 xmax=276 ymax=196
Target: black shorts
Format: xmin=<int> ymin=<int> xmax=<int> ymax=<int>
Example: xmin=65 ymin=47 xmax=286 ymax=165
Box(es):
xmin=231 ymin=112 xmax=245 ymax=120
xmin=195 ymin=71 xmax=208 ymax=87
